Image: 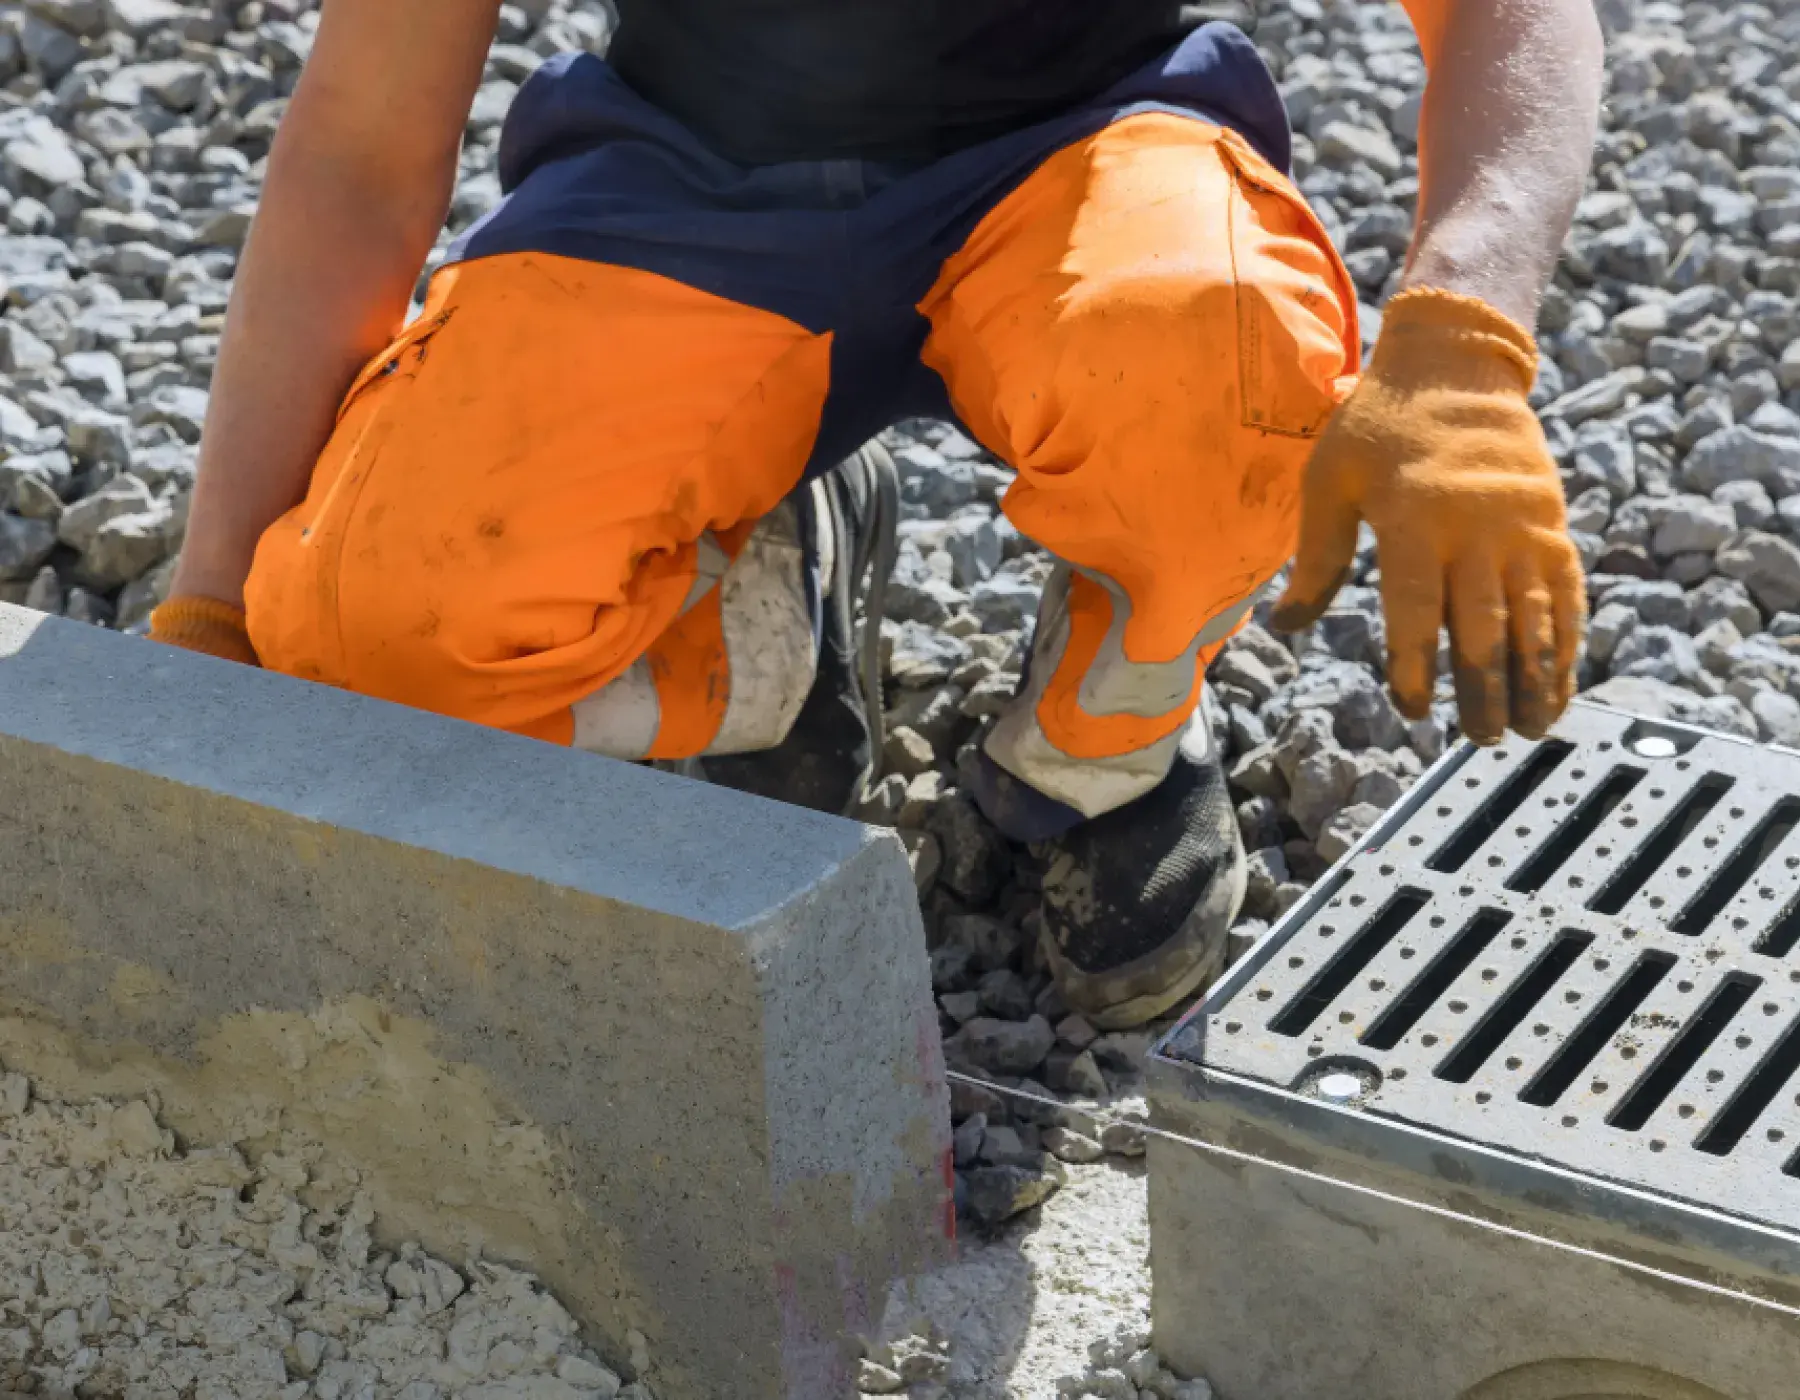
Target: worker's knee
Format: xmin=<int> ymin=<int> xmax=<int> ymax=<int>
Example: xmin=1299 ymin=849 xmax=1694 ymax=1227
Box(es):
xmin=245 ymin=253 xmax=833 ymax=746
xmin=928 ymin=114 xmax=1358 ymax=473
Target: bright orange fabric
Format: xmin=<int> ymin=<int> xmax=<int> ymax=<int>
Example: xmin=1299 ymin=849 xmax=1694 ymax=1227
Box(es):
xmin=923 ymin=113 xmax=1358 ymax=759
xmin=245 ymin=254 xmax=830 ymax=745
xmin=148 ymin=596 xmax=260 ymax=666
xmin=1397 ymin=0 xmax=1451 ymax=68
xmin=1271 ymin=288 xmax=1582 ymax=746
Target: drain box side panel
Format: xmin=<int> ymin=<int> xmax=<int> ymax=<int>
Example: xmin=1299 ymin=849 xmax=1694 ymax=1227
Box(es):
xmin=1148 ymin=1127 xmax=1788 ymax=1400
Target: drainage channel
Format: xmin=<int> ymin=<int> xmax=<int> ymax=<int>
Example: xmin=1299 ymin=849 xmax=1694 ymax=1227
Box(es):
xmin=1171 ymin=700 xmax=1800 ymax=1241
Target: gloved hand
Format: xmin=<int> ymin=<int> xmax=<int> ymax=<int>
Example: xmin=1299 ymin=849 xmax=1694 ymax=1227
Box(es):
xmin=148 ymin=596 xmax=260 ymax=666
xmin=1270 ymin=287 xmax=1583 ymax=745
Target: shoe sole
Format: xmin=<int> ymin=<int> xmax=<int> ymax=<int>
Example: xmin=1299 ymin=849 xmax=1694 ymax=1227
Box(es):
xmin=1040 ymin=829 xmax=1248 ymax=1032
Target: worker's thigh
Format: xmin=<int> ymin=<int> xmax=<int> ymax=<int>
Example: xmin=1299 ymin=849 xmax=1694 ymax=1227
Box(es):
xmin=921 ymin=113 xmax=1361 ymax=818
xmin=245 ymin=253 xmax=831 ymax=755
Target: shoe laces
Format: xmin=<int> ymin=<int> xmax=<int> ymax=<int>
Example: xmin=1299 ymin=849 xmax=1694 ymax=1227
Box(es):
xmin=830 ymin=439 xmax=901 ymax=810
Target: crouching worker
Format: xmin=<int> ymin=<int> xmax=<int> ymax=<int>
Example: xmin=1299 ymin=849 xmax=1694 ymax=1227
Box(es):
xmin=150 ymin=0 xmax=1603 ymax=1028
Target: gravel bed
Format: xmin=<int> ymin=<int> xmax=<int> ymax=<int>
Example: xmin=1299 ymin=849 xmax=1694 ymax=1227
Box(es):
xmin=0 ymin=0 xmax=1791 ymax=1393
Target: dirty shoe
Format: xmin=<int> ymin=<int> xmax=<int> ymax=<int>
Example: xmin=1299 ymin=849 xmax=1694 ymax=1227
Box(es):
xmin=1035 ymin=727 xmax=1246 ymax=1030
xmin=701 ymin=441 xmax=899 ymax=815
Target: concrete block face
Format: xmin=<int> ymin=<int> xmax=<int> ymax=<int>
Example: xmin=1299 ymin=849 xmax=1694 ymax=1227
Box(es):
xmin=0 ymin=604 xmax=951 ymax=1399
xmin=1149 ymin=700 xmax=1800 ymax=1397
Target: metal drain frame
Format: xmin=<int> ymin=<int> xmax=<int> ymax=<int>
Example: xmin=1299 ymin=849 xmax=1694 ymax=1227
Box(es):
xmin=1152 ymin=699 xmax=1800 ymax=1294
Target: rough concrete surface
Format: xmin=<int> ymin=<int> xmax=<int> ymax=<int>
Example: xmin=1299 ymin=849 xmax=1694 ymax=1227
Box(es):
xmin=0 ymin=603 xmax=950 ymax=1399
xmin=0 ymin=1069 xmax=644 ymax=1400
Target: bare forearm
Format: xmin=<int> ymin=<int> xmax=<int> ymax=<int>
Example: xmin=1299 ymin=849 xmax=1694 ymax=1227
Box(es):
xmin=171 ymin=0 xmax=499 ymax=608
xmin=1403 ymin=0 xmax=1604 ymax=327
xmin=173 ymin=156 xmax=445 ymax=604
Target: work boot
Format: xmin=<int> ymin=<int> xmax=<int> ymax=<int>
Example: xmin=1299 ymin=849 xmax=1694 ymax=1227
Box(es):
xmin=700 ymin=441 xmax=899 ymax=816
xmin=1033 ymin=722 xmax=1246 ymax=1030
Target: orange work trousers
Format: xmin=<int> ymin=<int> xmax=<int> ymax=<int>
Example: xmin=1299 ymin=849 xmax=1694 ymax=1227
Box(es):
xmin=246 ymin=114 xmax=1358 ymax=820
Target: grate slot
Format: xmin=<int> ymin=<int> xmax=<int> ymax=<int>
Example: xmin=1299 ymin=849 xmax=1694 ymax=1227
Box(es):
xmin=1506 ymin=765 xmax=1646 ymax=895
xmin=1588 ymin=773 xmax=1733 ymax=916
xmin=1695 ymin=1012 xmax=1800 ymax=1157
xmin=1436 ymin=930 xmax=1593 ymax=1085
xmin=1361 ymin=909 xmax=1512 ymax=1052
xmin=1519 ymin=951 xmax=1675 ymax=1108
xmin=1427 ymin=741 xmax=1575 ymax=874
xmin=1269 ymin=889 xmax=1430 ymax=1038
xmin=1609 ymin=974 xmax=1761 ymax=1132
xmin=1761 ymin=898 xmax=1800 ymax=960
xmin=1673 ymin=798 xmax=1800 ymax=936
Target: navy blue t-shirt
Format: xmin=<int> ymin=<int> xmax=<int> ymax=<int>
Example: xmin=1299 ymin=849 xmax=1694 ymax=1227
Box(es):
xmin=606 ymin=0 xmax=1193 ymax=164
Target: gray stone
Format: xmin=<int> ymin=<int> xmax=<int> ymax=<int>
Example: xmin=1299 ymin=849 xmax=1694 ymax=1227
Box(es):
xmin=1716 ymin=531 xmax=1800 ymax=613
xmin=1611 ymin=625 xmax=1702 ymax=686
xmin=1213 ymin=647 xmax=1282 ymax=707
xmin=1568 ymin=424 xmax=1638 ymax=498
xmin=0 ymin=514 xmax=56 ymax=581
xmin=1684 ymin=426 xmax=1800 ymax=495
xmin=1565 ymin=485 xmax=1613 ymax=535
xmin=104 ymin=0 xmax=186 ymax=37
xmin=1592 ymin=220 xmax=1670 ymax=284
xmin=1598 ymin=578 xmax=1690 ymax=630
xmin=3 ymin=117 xmax=84 ymax=192
xmin=1688 ymin=575 xmax=1762 ymax=634
xmin=1696 ymin=619 xmax=1744 ymax=677
xmin=62 ymin=351 xmax=126 ymax=405
xmin=1316 ymin=802 xmax=1382 ymax=865
xmin=1275 ymin=659 xmax=1407 ymax=751
xmin=967 ymin=569 xmax=1039 ymax=631
xmin=1229 ymin=742 xmax=1289 ymax=801
xmin=1242 ymin=846 xmax=1289 ymax=923
xmin=951 ymin=1016 xmax=1056 ymax=1078
xmin=1288 ymin=747 xmax=1360 ymax=841
xmin=943 ymin=509 xmax=1002 ymax=587
xmin=0 ymin=321 xmax=56 ymax=374
xmin=1316 ymin=122 xmax=1403 ymax=179
xmin=1584 ymin=602 xmax=1637 ymax=667
xmin=927 ymin=795 xmax=1009 ymax=904
xmin=1714 ymin=479 xmax=1775 ymax=531
xmin=1752 ymin=688 xmax=1800 ymax=747
xmin=976 ymin=968 xmax=1033 ymax=1023
xmin=888 ymin=622 xmax=970 ymax=688
xmin=1650 ymin=495 xmax=1736 ymax=556
xmin=1580 ymin=674 xmax=1707 ymax=723
xmin=961 ymin=1157 xmax=1065 ymax=1228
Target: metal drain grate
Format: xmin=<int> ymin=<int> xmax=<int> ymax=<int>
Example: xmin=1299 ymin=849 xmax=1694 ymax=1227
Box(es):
xmin=1171 ymin=700 xmax=1800 ymax=1232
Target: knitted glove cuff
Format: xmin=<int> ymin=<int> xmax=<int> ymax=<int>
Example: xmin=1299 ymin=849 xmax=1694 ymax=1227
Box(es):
xmin=148 ymin=597 xmax=259 ymax=666
xmin=1375 ymin=286 xmax=1541 ymax=395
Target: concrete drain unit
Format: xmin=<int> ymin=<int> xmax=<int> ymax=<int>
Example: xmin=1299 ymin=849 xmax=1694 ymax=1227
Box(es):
xmin=1149 ymin=701 xmax=1800 ymax=1399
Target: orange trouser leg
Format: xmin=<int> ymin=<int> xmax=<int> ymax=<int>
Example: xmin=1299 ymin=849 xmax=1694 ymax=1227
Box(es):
xmin=245 ymin=253 xmax=831 ymax=755
xmin=922 ymin=113 xmax=1361 ymax=819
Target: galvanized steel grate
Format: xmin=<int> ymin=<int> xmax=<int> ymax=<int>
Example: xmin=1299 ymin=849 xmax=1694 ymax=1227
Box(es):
xmin=1180 ymin=701 xmax=1800 ymax=1232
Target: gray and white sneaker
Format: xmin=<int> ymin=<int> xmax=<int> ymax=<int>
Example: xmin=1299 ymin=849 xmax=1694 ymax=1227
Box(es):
xmin=699 ymin=441 xmax=899 ymax=816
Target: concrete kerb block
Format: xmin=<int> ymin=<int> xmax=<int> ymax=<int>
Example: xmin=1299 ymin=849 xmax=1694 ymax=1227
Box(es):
xmin=0 ymin=603 xmax=951 ymax=1399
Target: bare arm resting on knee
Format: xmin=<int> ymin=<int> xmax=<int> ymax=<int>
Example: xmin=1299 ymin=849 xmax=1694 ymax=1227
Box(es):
xmin=1401 ymin=0 xmax=1605 ymax=325
xmin=169 ymin=0 xmax=501 ymax=611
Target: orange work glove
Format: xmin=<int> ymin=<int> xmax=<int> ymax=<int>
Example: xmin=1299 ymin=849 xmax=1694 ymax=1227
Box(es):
xmin=1269 ymin=287 xmax=1583 ymax=746
xmin=147 ymin=597 xmax=260 ymax=667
